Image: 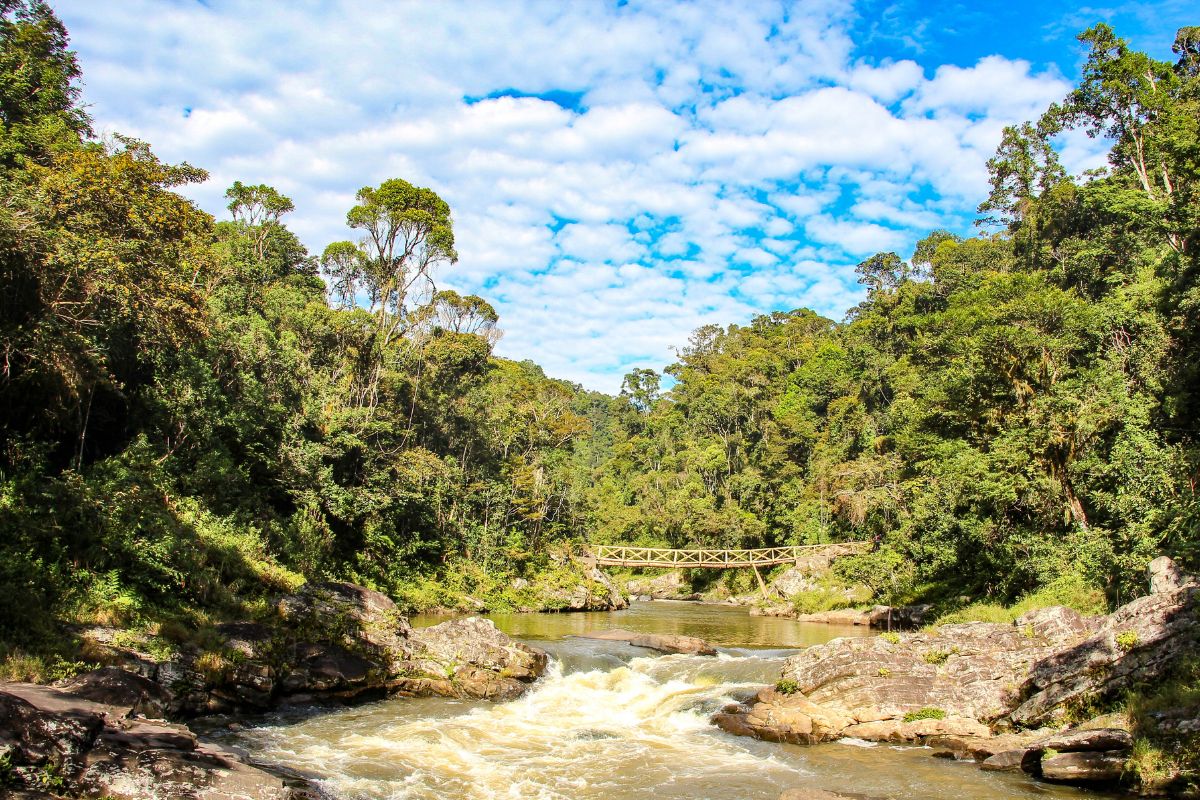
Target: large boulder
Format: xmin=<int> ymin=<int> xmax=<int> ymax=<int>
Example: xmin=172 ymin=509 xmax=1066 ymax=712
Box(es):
xmin=56 ymin=666 xmax=172 ymax=719
xmin=775 ymin=622 xmax=1059 ymax=723
xmin=397 ymin=616 xmax=549 ymax=701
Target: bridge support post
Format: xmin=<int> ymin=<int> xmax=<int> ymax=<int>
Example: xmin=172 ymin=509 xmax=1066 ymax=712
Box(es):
xmin=751 ymin=564 xmax=769 ymax=600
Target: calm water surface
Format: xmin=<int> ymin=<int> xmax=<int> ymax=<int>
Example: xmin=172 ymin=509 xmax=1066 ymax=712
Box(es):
xmin=211 ymin=602 xmax=1114 ymax=800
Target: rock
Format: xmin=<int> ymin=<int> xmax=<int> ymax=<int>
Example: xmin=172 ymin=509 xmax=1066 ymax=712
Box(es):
xmin=0 ymin=687 xmax=313 ymax=800
xmin=1038 ymin=750 xmax=1127 ymax=783
xmin=279 ymin=643 xmax=375 ymax=695
xmin=1010 ymin=583 xmax=1200 ymax=727
xmin=404 ymin=616 xmax=548 ymax=700
xmin=57 ymin=666 xmax=172 ymax=718
xmin=788 ymin=605 xmax=929 ymax=629
xmin=925 ymin=732 xmax=1041 ymax=762
xmin=980 ymin=749 xmax=1038 ymax=772
xmin=1035 ymin=727 xmax=1132 ymax=753
xmin=278 ymin=581 xmax=413 ymax=669
xmin=792 ymin=609 xmax=875 ymax=626
xmin=626 ymin=570 xmax=690 ymax=599
xmin=539 ymin=566 xmax=628 ymax=611
xmin=778 ymin=789 xmax=860 ymax=800
xmin=1148 ymin=556 xmax=1186 ymax=594
xmin=1014 ymin=606 xmax=1095 ymax=644
xmin=776 ymin=621 xmax=1049 ymax=722
xmin=578 ymin=628 xmax=717 ymax=656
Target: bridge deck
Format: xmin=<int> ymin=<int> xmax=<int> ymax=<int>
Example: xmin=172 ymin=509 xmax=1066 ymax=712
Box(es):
xmin=583 ymin=542 xmax=863 ymax=569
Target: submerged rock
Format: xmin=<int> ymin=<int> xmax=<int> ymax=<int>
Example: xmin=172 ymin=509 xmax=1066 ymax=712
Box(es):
xmin=578 ymin=628 xmax=717 ymax=656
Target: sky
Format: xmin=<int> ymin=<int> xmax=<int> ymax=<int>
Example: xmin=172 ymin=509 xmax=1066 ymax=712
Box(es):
xmin=53 ymin=0 xmax=1195 ymax=393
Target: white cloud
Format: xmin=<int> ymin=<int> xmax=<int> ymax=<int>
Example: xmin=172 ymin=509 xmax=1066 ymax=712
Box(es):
xmin=55 ymin=0 xmax=1075 ymax=392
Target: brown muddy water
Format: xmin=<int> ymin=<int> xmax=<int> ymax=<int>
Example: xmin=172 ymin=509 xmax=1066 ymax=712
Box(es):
xmin=207 ymin=602 xmax=1115 ymax=800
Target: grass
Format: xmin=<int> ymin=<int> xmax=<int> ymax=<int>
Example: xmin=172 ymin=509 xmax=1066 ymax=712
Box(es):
xmin=1124 ymin=657 xmax=1200 ymax=794
xmin=789 ymin=578 xmax=872 ymax=615
xmin=928 ymin=572 xmax=1107 ymax=627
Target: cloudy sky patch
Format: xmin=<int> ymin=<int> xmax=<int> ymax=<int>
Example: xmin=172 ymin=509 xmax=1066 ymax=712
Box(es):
xmin=55 ymin=0 xmax=1190 ymax=391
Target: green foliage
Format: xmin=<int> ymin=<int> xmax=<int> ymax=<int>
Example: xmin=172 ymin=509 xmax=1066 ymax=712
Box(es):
xmin=1116 ymin=630 xmax=1141 ymax=651
xmin=775 ymin=679 xmax=800 ymax=695
xmin=880 ymin=632 xmax=900 ymax=644
xmin=1126 ymin=657 xmax=1200 ymax=794
xmin=902 ymin=707 xmax=947 ymax=722
xmin=922 ymin=648 xmax=955 ymax=665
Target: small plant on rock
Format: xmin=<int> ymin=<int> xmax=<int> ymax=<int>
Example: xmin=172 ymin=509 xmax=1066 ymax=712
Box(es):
xmin=880 ymin=632 xmax=900 ymax=644
xmin=1116 ymin=630 xmax=1141 ymax=651
xmin=902 ymin=707 xmax=947 ymax=722
xmin=923 ymin=648 xmax=953 ymax=665
xmin=877 ymin=667 xmax=891 ymax=677
xmin=775 ymin=678 xmax=800 ymax=695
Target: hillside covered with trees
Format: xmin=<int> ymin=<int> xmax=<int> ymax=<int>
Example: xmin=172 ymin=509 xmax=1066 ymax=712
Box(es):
xmin=1 ymin=0 xmax=1198 ymax=678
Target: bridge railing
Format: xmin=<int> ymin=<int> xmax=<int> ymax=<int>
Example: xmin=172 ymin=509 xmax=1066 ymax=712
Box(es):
xmin=583 ymin=542 xmax=863 ymax=568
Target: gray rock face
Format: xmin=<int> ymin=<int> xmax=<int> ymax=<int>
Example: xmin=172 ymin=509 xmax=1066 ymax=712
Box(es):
xmin=80 ymin=581 xmax=549 ymax=716
xmin=1011 ymin=584 xmax=1200 ymax=727
xmin=625 ymin=570 xmax=690 ymax=599
xmin=399 ymin=616 xmax=549 ymax=701
xmin=1148 ymin=555 xmax=1186 ymax=594
xmin=56 ymin=666 xmax=172 ymax=718
xmin=714 ymin=564 xmax=1199 ymax=789
xmin=0 ymin=683 xmax=313 ymax=800
xmin=1036 ymin=727 xmax=1132 ymax=752
xmin=1014 ymin=606 xmax=1093 ymax=643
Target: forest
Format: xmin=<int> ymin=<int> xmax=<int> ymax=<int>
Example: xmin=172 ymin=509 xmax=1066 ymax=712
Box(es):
xmin=1 ymin=0 xmax=1199 ymax=673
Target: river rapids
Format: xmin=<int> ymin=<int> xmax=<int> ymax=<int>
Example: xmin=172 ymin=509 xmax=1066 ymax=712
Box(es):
xmin=206 ymin=603 xmax=1111 ymax=800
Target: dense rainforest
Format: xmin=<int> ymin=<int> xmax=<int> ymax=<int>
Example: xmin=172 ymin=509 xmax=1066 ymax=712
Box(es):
xmin=1 ymin=1 xmax=1198 ymax=675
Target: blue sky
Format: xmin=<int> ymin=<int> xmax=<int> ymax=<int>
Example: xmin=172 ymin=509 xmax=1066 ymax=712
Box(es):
xmin=54 ymin=0 xmax=1194 ymax=392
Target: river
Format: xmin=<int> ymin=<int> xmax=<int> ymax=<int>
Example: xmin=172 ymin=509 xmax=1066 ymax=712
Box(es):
xmin=207 ymin=601 xmax=1112 ymax=799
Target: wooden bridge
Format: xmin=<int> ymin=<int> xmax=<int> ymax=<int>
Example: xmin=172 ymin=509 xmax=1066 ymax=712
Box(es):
xmin=581 ymin=543 xmax=863 ymax=569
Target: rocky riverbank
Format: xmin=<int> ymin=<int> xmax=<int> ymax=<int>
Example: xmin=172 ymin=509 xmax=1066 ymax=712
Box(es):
xmin=0 ymin=581 xmax=551 ymax=798
xmin=715 ymin=557 xmax=1200 ymax=795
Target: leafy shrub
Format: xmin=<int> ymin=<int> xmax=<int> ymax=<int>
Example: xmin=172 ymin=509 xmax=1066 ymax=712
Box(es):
xmin=1116 ymin=630 xmax=1141 ymax=651
xmin=775 ymin=679 xmax=800 ymax=695
xmin=880 ymin=632 xmax=900 ymax=644
xmin=922 ymin=648 xmax=956 ymax=665
xmin=902 ymin=707 xmax=947 ymax=722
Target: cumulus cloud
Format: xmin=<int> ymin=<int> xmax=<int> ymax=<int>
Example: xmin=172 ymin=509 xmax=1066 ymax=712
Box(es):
xmin=56 ymin=0 xmax=1075 ymax=391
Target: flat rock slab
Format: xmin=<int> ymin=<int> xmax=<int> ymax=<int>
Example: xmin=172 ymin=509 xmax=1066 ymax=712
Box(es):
xmin=578 ymin=629 xmax=717 ymax=656
xmin=1034 ymin=727 xmax=1132 ymax=753
xmin=1040 ymin=750 xmax=1128 ymax=783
